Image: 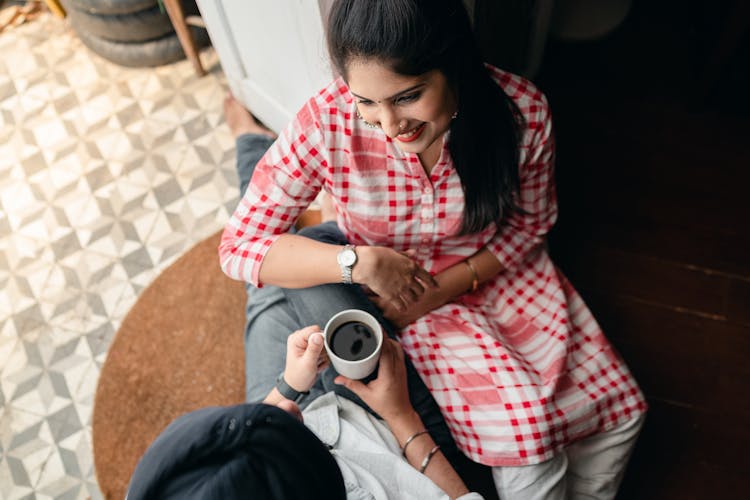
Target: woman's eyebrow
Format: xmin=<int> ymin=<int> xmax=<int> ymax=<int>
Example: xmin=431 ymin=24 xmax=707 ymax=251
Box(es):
xmin=351 ymin=83 xmax=426 ymax=102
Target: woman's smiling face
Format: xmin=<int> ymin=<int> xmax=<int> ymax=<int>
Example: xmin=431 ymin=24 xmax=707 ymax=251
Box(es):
xmin=346 ymin=58 xmax=457 ymax=159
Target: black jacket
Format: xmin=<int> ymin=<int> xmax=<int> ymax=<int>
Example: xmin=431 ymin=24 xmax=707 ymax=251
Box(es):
xmin=126 ymin=402 xmax=346 ymax=500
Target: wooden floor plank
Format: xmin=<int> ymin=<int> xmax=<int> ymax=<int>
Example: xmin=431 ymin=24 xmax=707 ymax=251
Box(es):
xmin=619 ymin=399 xmax=750 ymax=499
xmin=551 ymin=243 xmax=732 ymax=320
xmin=534 ymin=0 xmax=750 ymax=495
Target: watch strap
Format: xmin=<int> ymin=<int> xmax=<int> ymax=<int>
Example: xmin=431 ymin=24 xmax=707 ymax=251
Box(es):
xmin=339 ymin=244 xmax=356 ymax=284
xmin=275 ymin=373 xmax=309 ymax=402
xmin=342 ymin=263 xmax=353 ymax=285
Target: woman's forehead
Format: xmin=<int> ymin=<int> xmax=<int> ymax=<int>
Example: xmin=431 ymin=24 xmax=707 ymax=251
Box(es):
xmin=346 ymin=58 xmax=438 ymax=100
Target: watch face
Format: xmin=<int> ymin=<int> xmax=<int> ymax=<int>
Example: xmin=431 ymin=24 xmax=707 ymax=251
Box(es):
xmin=339 ymin=249 xmax=356 ymax=266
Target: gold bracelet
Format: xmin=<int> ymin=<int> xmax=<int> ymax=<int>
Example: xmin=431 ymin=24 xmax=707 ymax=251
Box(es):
xmin=464 ymin=259 xmax=478 ymax=293
xmin=401 ymin=429 xmax=429 ymax=457
xmin=419 ymin=445 xmax=441 ymax=473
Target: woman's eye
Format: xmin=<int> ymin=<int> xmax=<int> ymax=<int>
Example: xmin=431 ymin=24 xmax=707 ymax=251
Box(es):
xmin=396 ymin=93 xmax=420 ymax=104
xmin=357 ymin=99 xmax=374 ymax=106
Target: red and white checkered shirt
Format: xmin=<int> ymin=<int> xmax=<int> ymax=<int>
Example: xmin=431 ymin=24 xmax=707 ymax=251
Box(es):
xmin=220 ymin=66 xmax=647 ymax=466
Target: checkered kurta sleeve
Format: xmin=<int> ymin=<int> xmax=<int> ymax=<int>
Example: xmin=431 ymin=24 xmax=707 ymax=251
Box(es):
xmin=486 ymin=73 xmax=557 ymax=272
xmin=219 ymin=101 xmax=328 ymax=286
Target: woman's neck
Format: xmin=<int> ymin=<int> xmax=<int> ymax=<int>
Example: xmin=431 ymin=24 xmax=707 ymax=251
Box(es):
xmin=418 ymin=136 xmax=444 ymax=175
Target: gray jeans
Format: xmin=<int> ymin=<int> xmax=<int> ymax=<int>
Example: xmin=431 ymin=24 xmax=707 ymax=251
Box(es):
xmin=235 ymin=133 xmax=462 ymax=467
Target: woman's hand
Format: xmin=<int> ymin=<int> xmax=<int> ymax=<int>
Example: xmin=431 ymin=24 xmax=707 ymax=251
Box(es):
xmin=370 ymin=285 xmax=445 ymax=328
xmin=334 ymin=338 xmax=414 ymax=422
xmin=283 ymin=326 xmax=329 ymax=393
xmin=353 ymin=246 xmax=438 ymax=312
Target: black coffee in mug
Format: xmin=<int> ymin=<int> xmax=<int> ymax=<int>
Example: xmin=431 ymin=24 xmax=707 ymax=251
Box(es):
xmin=329 ymin=321 xmax=378 ymax=361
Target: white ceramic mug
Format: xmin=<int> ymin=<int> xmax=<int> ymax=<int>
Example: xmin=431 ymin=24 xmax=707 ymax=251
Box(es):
xmin=324 ymin=309 xmax=383 ymax=380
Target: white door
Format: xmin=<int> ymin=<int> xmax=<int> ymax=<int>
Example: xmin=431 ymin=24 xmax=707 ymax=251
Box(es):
xmin=196 ymin=0 xmax=334 ymax=133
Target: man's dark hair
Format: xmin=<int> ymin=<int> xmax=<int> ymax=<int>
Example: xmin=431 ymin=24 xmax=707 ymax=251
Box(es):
xmin=127 ymin=403 xmax=346 ymax=500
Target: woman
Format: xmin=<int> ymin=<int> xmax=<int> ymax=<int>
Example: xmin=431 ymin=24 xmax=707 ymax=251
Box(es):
xmin=220 ymin=0 xmax=646 ymax=497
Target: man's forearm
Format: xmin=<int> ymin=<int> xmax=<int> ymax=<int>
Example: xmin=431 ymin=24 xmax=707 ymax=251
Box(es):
xmin=262 ymin=387 xmax=285 ymax=406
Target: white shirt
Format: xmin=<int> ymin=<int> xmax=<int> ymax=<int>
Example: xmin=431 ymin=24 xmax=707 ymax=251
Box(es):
xmin=303 ymin=393 xmax=484 ymax=500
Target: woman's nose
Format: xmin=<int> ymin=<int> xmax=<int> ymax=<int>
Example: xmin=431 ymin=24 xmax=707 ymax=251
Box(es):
xmin=380 ymin=109 xmax=403 ymax=138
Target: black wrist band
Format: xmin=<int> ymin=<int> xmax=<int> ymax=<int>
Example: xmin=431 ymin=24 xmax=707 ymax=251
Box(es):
xmin=275 ymin=372 xmax=309 ymax=403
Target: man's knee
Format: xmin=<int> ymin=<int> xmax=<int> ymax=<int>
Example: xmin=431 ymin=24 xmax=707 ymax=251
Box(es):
xmin=296 ymin=221 xmax=346 ymax=245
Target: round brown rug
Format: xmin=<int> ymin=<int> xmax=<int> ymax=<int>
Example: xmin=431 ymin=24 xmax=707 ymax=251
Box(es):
xmin=92 ymin=230 xmax=247 ymax=499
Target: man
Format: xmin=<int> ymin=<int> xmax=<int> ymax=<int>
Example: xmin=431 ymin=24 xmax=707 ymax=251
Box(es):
xmin=126 ymin=326 xmax=483 ymax=499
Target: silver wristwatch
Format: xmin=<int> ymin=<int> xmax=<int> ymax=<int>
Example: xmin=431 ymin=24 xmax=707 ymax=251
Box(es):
xmin=336 ymin=244 xmax=357 ymax=284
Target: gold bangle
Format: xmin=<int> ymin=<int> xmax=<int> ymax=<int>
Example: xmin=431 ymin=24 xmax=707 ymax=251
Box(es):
xmin=464 ymin=259 xmax=478 ymax=293
xmin=401 ymin=429 xmax=429 ymax=457
xmin=419 ymin=445 xmax=441 ymax=473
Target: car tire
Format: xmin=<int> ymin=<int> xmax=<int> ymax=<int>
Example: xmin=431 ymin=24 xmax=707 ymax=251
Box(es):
xmin=73 ymin=25 xmax=211 ymax=68
xmin=66 ymin=0 xmax=157 ymax=15
xmin=63 ymin=3 xmax=174 ymax=43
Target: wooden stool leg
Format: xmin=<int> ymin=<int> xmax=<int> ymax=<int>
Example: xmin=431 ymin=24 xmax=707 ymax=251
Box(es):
xmin=44 ymin=0 xmax=66 ymax=18
xmin=162 ymin=0 xmax=206 ymax=77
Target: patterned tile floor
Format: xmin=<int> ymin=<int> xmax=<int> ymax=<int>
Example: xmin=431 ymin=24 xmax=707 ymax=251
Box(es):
xmin=0 ymin=13 xmax=239 ymax=499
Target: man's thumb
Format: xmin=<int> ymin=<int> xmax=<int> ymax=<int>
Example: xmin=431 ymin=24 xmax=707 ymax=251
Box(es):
xmin=304 ymin=332 xmax=325 ymax=357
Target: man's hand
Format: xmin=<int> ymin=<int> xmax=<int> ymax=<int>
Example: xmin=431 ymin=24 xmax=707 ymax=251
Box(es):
xmin=283 ymin=326 xmax=328 ymax=393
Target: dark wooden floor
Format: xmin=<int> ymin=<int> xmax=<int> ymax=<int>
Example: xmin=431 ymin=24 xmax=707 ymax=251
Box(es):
xmin=534 ymin=0 xmax=750 ymax=498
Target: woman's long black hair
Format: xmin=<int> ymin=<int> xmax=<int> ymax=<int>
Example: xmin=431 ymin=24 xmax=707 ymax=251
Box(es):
xmin=327 ymin=0 xmax=523 ymax=234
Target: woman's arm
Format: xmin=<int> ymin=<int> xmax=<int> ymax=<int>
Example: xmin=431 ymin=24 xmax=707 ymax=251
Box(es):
xmin=218 ymin=99 xmax=436 ymax=311
xmin=335 ymin=339 xmax=471 ymax=499
xmin=259 ymin=234 xmax=438 ymax=311
xmin=485 ymin=92 xmax=556 ymax=271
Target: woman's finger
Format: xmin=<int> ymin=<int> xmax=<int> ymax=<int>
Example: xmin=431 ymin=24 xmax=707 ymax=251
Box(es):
xmin=390 ymin=339 xmax=405 ymax=363
xmin=410 ymin=280 xmax=425 ymax=298
xmin=411 ymin=285 xmax=425 ymax=302
xmin=401 ymin=287 xmax=418 ymax=304
xmin=334 ymin=375 xmax=369 ymax=397
xmin=377 ymin=339 xmax=398 ymax=376
xmin=414 ymin=268 xmax=439 ymax=289
xmin=388 ymin=294 xmax=406 ymax=311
